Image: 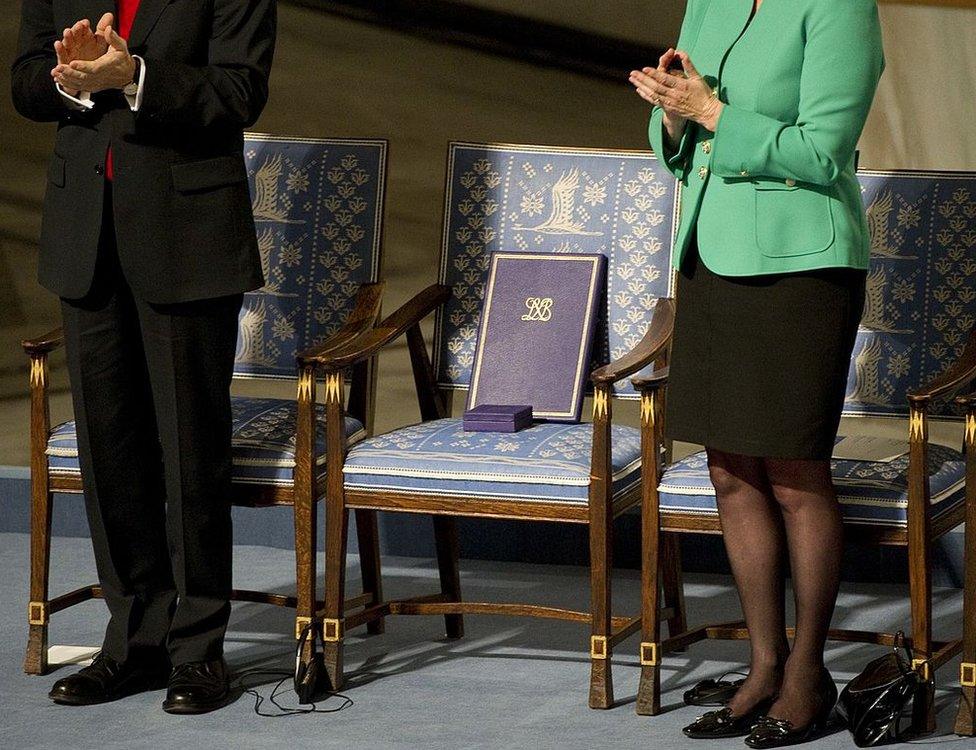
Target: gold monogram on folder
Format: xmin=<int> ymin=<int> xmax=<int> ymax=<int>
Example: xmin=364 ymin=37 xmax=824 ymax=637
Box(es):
xmin=521 ymin=297 xmax=554 ymax=322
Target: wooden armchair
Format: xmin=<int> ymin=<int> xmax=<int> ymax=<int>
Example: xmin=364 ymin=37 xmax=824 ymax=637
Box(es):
xmin=306 ymin=142 xmax=684 ymax=707
xmin=24 ymin=134 xmax=391 ymax=676
xmin=636 ymin=168 xmax=976 ymax=734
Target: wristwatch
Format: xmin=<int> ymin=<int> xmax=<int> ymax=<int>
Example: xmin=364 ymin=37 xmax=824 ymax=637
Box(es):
xmin=123 ymin=57 xmax=141 ymax=97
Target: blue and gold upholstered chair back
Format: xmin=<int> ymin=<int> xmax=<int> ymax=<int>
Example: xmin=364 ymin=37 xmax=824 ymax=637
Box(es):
xmin=236 ymin=134 xmax=387 ymax=381
xmin=433 ymin=142 xmax=679 ymax=406
xmin=845 ymin=170 xmax=976 ymax=422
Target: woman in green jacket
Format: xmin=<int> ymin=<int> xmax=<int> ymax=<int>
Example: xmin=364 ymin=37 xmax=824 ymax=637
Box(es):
xmin=629 ymin=0 xmax=884 ymax=746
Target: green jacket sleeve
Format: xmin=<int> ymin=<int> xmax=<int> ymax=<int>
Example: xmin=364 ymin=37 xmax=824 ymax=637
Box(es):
xmin=647 ymin=0 xmax=707 ymax=180
xmin=709 ymin=0 xmax=884 ymax=186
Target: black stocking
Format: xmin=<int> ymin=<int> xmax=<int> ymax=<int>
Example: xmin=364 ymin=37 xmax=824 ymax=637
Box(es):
xmin=707 ymin=448 xmax=790 ymax=715
xmin=765 ymin=457 xmax=843 ymax=727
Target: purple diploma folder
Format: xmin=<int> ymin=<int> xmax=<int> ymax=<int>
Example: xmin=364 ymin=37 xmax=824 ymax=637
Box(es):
xmin=462 ymin=404 xmax=534 ymax=433
xmin=466 ymin=252 xmax=606 ymax=423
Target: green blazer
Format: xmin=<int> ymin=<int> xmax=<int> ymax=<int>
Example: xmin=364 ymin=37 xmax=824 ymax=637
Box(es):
xmin=649 ymin=0 xmax=885 ymax=276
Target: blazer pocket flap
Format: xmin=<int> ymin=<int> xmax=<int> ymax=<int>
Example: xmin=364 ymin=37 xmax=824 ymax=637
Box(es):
xmin=48 ymin=154 xmax=66 ymax=187
xmin=755 ymin=179 xmax=799 ymax=192
xmin=171 ymin=156 xmax=247 ymax=193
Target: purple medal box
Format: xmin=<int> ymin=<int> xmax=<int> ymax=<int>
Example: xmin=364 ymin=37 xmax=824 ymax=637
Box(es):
xmin=462 ymin=404 xmax=534 ymax=433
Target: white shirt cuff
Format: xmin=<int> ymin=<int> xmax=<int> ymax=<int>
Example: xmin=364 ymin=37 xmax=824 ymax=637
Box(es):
xmin=124 ymin=55 xmax=146 ymax=112
xmin=56 ymin=83 xmax=93 ymax=110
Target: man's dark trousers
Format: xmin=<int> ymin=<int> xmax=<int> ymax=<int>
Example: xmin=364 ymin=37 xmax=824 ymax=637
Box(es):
xmin=61 ymin=188 xmax=243 ymax=666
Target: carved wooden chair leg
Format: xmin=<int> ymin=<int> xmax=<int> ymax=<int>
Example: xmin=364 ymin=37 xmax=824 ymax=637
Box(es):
xmin=908 ymin=544 xmax=936 ymax=734
xmin=293 ymin=493 xmax=318 ymax=668
xmin=661 ymin=532 xmax=687 ymax=642
xmin=954 ymin=404 xmax=976 ymax=736
xmin=637 ymin=384 xmax=665 ymax=714
xmin=323 ymin=503 xmax=349 ymax=691
xmin=433 ymin=515 xmax=463 ymax=639
xmin=24 ymin=484 xmax=53 ymax=675
xmin=587 ymin=517 xmax=614 ymax=709
xmin=958 ymin=660 xmax=976 ymax=737
xmin=636 ymin=510 xmax=663 ymax=715
xmin=355 ymin=509 xmax=385 ymax=636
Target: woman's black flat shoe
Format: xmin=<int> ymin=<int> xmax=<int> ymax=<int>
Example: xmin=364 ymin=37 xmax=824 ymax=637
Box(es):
xmin=683 ymin=673 xmax=748 ymax=707
xmin=744 ymin=669 xmax=838 ymax=748
xmin=683 ymin=699 xmax=774 ymax=739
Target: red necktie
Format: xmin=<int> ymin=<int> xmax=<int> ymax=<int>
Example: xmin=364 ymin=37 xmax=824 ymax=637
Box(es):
xmin=105 ymin=0 xmax=140 ymax=181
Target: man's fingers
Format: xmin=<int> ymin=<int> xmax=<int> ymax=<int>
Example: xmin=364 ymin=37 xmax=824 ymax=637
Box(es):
xmin=69 ymin=59 xmax=97 ymax=74
xmin=54 ymin=40 xmax=68 ymax=65
xmin=56 ymin=67 xmax=88 ymax=88
xmin=96 ymin=13 xmax=114 ymax=33
xmin=104 ymin=26 xmax=127 ymax=52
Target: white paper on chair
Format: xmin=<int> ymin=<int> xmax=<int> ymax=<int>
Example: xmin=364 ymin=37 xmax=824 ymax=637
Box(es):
xmin=832 ymin=436 xmax=909 ymax=463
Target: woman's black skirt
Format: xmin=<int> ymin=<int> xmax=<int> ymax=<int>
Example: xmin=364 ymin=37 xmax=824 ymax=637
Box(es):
xmin=665 ymin=241 xmax=867 ymax=460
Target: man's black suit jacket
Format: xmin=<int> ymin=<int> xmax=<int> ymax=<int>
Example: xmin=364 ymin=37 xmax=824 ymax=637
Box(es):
xmin=12 ymin=0 xmax=276 ymax=303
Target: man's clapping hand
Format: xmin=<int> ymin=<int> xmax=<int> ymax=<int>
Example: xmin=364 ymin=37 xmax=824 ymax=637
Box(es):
xmin=52 ymin=13 xmax=112 ymax=96
xmin=52 ymin=20 xmax=135 ymax=96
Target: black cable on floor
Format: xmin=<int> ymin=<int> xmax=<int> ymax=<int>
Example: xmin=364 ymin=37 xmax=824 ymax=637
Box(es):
xmin=236 ymin=669 xmax=353 ymax=718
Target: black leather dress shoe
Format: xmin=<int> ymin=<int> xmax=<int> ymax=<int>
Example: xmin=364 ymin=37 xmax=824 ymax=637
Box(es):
xmin=744 ymin=669 xmax=838 ymax=748
xmin=162 ymin=659 xmax=231 ymax=714
xmin=49 ymin=652 xmax=169 ymax=706
xmin=682 ymin=698 xmax=775 ymax=739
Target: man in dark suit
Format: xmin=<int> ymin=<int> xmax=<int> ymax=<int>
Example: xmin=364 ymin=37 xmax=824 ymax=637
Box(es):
xmin=12 ymin=0 xmax=276 ymax=713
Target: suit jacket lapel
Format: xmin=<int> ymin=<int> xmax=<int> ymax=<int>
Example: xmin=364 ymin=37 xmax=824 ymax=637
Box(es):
xmin=693 ymin=0 xmax=758 ymax=79
xmin=127 ymin=0 xmax=172 ymax=49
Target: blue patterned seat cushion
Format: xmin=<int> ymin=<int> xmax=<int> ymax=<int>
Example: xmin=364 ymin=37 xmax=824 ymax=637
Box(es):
xmin=343 ymin=419 xmax=642 ymax=504
xmin=46 ymin=397 xmax=367 ymax=487
xmin=658 ymin=444 xmax=966 ymax=527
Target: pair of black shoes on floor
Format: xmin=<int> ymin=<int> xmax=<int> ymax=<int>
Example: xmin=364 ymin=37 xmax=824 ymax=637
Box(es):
xmin=49 ymin=652 xmax=231 ymax=714
xmin=683 ymin=669 xmax=838 ymax=748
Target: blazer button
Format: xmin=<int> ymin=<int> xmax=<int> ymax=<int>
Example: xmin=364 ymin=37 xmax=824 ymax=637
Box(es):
xmin=698 ymin=166 xmax=709 ymax=180
xmin=94 ymin=164 xmax=104 ymax=176
xmin=702 ymin=141 xmax=712 ymax=155
xmin=785 ymin=178 xmax=797 ymax=187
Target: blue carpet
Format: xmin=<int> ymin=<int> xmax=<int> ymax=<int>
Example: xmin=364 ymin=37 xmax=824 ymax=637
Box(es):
xmin=0 ymin=532 xmax=968 ymax=749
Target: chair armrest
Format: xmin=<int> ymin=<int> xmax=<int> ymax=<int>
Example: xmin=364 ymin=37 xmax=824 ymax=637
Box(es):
xmin=300 ymin=284 xmax=451 ymax=370
xmin=23 ymin=327 xmax=64 ymax=356
xmin=631 ymin=366 xmax=670 ymax=391
xmin=296 ymin=282 xmax=385 ymax=363
xmin=909 ymin=326 xmax=976 ymax=404
xmin=590 ymin=298 xmax=674 ymax=385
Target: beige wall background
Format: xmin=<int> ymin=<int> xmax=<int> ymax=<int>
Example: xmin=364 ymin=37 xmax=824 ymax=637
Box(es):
xmin=863 ymin=1 xmax=976 ymax=170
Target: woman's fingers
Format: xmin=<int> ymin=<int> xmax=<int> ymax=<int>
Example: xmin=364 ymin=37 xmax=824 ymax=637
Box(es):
xmin=676 ymin=50 xmax=703 ymax=80
xmin=658 ymin=47 xmax=676 ymax=70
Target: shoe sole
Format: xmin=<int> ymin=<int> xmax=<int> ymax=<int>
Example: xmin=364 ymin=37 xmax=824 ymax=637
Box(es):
xmin=683 ymin=729 xmax=752 ymax=740
xmin=49 ymin=676 xmax=169 ymax=706
xmin=162 ymin=693 xmax=232 ymax=715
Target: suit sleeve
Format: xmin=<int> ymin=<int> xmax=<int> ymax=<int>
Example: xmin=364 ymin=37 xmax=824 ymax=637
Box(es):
xmin=11 ymin=0 xmax=73 ymax=122
xmin=648 ymin=0 xmax=706 ymax=180
xmin=709 ymin=0 xmax=884 ymax=186
xmin=137 ymin=0 xmax=276 ymax=129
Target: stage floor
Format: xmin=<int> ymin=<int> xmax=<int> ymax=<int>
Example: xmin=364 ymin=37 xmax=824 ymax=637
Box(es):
xmin=0 ymin=533 xmax=965 ymax=749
